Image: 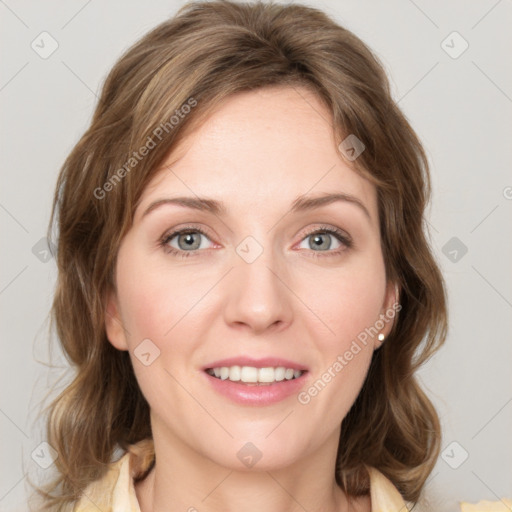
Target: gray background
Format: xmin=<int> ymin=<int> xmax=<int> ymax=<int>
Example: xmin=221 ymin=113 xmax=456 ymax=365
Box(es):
xmin=1 ymin=1 xmax=511 ymax=510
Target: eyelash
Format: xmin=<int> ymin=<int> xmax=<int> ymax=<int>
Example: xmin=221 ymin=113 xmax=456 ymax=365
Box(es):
xmin=159 ymin=224 xmax=353 ymax=259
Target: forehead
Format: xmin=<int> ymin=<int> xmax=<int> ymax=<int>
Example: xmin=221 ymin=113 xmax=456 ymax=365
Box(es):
xmin=135 ymin=86 xmax=377 ymax=224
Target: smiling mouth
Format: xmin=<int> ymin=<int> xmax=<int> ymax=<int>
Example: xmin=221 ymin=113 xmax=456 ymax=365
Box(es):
xmin=205 ymin=365 xmax=305 ymax=385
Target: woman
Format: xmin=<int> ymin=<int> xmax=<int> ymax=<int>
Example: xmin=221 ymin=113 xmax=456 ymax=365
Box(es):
xmin=34 ymin=1 xmax=493 ymax=510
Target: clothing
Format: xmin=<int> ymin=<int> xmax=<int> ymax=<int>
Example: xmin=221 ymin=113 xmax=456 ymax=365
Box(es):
xmin=73 ymin=439 xmax=511 ymax=512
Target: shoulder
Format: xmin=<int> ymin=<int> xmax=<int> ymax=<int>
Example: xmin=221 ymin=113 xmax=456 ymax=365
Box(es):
xmin=365 ymin=465 xmax=414 ymax=510
xmin=460 ymin=499 xmax=512 ymax=511
xmin=73 ymin=439 xmax=155 ymax=512
xmin=72 ymin=457 xmax=125 ymax=511
xmin=365 ymin=465 xmax=512 ymax=512
xmin=340 ymin=465 xmax=416 ymax=511
xmin=364 ymin=465 xmax=431 ymax=511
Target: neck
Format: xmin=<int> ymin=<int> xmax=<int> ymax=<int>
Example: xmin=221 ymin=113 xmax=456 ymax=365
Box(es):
xmin=135 ymin=416 xmax=354 ymax=512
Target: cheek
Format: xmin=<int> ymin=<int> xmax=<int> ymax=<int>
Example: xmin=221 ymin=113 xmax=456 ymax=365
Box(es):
xmin=302 ymin=255 xmax=387 ymax=349
xmin=295 ymin=261 xmax=385 ymax=419
xmin=117 ymin=238 xmax=387 ymax=354
xmin=118 ymin=274 xmax=169 ymax=341
xmin=115 ymin=247 xmax=205 ymax=343
xmin=114 ymin=250 xmax=205 ymax=403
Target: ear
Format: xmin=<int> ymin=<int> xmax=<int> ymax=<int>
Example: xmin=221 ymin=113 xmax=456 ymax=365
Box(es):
xmin=105 ymin=288 xmax=129 ymax=351
xmin=374 ymin=281 xmax=400 ymax=349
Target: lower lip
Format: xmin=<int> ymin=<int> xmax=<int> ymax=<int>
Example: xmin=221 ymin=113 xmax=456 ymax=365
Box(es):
xmin=203 ymin=371 xmax=308 ymax=406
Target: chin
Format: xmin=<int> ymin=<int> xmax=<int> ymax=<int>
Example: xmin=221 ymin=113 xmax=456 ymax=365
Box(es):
xmin=198 ymin=433 xmax=308 ymax=472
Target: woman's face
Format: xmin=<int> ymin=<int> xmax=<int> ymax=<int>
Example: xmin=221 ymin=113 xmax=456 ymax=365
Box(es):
xmin=106 ymin=86 xmax=397 ymax=471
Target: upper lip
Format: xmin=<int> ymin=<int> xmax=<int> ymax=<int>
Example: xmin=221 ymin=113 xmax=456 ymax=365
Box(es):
xmin=203 ymin=357 xmax=308 ymax=371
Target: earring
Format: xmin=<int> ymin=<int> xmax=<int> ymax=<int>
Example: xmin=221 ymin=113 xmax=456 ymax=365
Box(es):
xmin=377 ymin=333 xmax=385 ymax=342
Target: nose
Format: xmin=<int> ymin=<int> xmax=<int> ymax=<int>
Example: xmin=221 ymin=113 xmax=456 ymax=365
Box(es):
xmin=223 ymin=242 xmax=293 ymax=335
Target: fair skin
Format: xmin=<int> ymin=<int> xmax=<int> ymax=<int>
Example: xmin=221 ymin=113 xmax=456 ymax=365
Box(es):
xmin=105 ymin=86 xmax=397 ymax=512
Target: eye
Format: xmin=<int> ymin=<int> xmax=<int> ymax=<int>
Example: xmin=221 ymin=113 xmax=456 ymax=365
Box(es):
xmin=160 ymin=226 xmax=214 ymax=258
xmin=159 ymin=224 xmax=352 ymax=259
xmin=296 ymin=225 xmax=352 ymax=257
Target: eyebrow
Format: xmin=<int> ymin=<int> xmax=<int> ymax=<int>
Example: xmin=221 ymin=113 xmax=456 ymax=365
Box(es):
xmin=142 ymin=192 xmax=371 ymax=220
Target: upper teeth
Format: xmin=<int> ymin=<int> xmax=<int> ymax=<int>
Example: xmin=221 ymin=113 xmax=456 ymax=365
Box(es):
xmin=207 ymin=366 xmax=303 ymax=383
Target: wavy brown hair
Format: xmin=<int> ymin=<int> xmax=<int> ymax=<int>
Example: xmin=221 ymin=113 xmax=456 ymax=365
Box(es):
xmin=33 ymin=0 xmax=447 ymax=509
